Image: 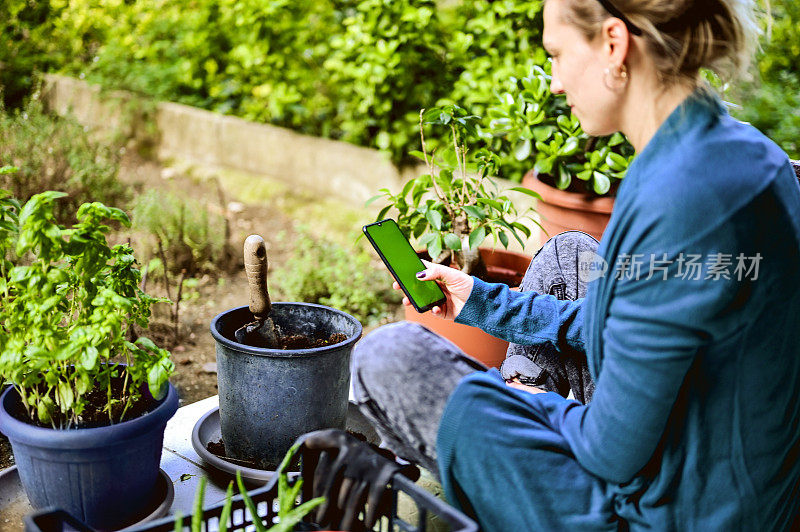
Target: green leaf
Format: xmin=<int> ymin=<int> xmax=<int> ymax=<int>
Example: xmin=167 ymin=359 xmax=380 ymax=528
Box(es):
xmin=498 ymin=231 xmax=509 ymax=248
xmin=606 ymin=152 xmax=628 ymax=171
xmin=443 ymin=233 xmax=461 ymax=251
xmin=56 ymin=382 xmax=74 ymax=411
xmin=533 ymin=125 xmax=555 ymax=142
xmin=512 ymin=222 xmax=532 ymax=239
xmin=365 ymin=194 xmax=384 ymax=207
xmin=375 ymin=131 xmax=391 ymax=150
xmin=400 ymin=179 xmax=415 ymax=199
xmin=191 ymin=477 xmax=206 ymax=532
xmin=534 ymin=158 xmax=554 ymax=176
xmin=608 ymin=132 xmax=626 ymax=146
xmin=514 ymin=139 xmax=532 ymax=161
xmin=556 ymin=165 xmax=572 ymax=189
xmin=476 ymin=198 xmax=503 ymax=211
xmin=559 ymin=136 xmax=580 ymax=156
xmin=417 ymin=232 xmax=437 ymax=248
xmin=468 ymin=225 xmax=486 ymax=249
xmin=422 ymin=108 xmax=441 ymax=123
xmin=237 ymin=471 xmax=268 ymax=532
xmin=593 ymin=172 xmax=611 ymax=195
xmin=376 ymin=205 xmax=391 ymax=221
xmin=463 ymin=205 xmax=486 ymax=220
xmin=428 ymin=234 xmax=443 ymax=261
xmin=425 ymin=210 xmax=443 ymax=230
xmin=507 ymin=187 xmax=542 ymax=200
xmin=218 ymin=482 xmax=234 ymax=532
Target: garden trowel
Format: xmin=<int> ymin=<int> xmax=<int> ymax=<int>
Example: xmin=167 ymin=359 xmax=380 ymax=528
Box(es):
xmin=234 ymin=234 xmax=280 ymax=348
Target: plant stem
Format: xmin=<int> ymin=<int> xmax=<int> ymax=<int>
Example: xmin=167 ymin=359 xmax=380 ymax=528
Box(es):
xmin=418 ymin=110 xmax=432 ymax=171
xmin=421 ymin=113 xmax=456 ymax=222
xmin=156 ymin=236 xmax=173 ymax=302
xmin=174 ymin=269 xmax=187 ymax=342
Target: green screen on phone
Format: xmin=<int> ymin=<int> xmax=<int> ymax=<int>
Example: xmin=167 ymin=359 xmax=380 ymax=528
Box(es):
xmin=363 ymin=219 xmax=446 ymax=311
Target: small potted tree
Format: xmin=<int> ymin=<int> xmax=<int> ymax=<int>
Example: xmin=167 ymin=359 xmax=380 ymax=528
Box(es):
xmin=369 ymin=106 xmax=540 ymax=367
xmin=486 ymin=64 xmax=635 ymax=240
xmin=0 ymin=186 xmax=178 ymax=530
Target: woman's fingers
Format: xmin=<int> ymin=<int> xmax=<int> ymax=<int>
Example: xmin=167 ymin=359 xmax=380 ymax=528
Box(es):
xmin=506 ymin=379 xmax=547 ymax=395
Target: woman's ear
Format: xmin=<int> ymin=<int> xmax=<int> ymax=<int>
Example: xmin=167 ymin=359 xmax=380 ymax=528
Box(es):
xmin=601 ymin=17 xmax=631 ymax=65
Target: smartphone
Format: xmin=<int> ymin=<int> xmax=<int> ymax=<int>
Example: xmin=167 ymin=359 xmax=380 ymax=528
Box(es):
xmin=363 ymin=219 xmax=447 ymax=313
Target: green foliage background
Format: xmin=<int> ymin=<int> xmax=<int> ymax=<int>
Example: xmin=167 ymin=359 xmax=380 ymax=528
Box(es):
xmin=1 ymin=0 xmax=797 ymax=174
xmin=729 ymin=0 xmax=800 ymax=158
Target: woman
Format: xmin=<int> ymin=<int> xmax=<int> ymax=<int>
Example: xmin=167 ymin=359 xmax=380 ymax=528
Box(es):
xmin=353 ymin=0 xmax=800 ymax=530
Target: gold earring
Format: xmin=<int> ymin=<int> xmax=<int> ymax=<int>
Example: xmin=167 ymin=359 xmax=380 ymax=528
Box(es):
xmin=603 ymin=64 xmax=629 ymax=91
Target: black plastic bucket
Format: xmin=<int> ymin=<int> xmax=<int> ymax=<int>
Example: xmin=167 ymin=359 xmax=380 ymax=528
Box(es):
xmin=210 ymin=303 xmax=362 ymax=469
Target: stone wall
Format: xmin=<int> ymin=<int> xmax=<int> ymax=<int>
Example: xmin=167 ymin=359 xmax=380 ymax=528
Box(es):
xmin=42 ymin=74 xmax=540 ymax=250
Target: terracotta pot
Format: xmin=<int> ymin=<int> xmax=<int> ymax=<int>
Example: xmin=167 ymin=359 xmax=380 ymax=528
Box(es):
xmin=403 ymin=248 xmax=531 ymax=368
xmin=523 ymin=170 xmax=614 ymax=242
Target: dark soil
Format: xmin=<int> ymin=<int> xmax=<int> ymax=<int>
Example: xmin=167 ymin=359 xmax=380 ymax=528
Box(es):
xmin=272 ymin=332 xmax=347 ymax=350
xmin=206 ymin=439 xmax=262 ymax=469
xmin=0 ymin=436 xmax=13 ymax=469
xmin=10 ymin=374 xmax=157 ymax=430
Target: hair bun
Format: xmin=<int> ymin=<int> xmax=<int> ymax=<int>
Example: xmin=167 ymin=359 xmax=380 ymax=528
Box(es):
xmin=657 ymin=1 xmax=724 ymax=33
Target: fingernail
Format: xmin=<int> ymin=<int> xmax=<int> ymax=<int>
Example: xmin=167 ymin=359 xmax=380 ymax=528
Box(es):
xmin=416 ymin=271 xmax=426 ymax=279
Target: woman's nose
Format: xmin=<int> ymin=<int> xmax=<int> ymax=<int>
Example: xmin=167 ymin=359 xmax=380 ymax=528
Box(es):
xmin=550 ymin=74 xmax=564 ymax=95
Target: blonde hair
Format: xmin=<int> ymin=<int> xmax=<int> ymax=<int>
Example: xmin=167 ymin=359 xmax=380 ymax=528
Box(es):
xmin=558 ymin=0 xmax=761 ymax=85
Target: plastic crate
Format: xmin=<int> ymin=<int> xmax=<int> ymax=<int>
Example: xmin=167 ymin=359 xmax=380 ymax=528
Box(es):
xmin=24 ymin=429 xmax=477 ymax=532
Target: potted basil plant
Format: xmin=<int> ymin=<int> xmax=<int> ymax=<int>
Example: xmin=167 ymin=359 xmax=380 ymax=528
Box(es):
xmin=0 ymin=186 xmax=178 ymax=530
xmin=368 ymin=105 xmax=540 ymax=367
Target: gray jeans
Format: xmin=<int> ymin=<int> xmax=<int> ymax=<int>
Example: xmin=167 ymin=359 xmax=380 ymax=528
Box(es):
xmin=351 ymin=231 xmax=599 ymax=474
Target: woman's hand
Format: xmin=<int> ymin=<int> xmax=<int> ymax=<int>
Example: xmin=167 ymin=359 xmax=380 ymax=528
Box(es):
xmin=505 ymin=378 xmax=546 ymax=395
xmin=394 ymin=260 xmax=474 ymax=320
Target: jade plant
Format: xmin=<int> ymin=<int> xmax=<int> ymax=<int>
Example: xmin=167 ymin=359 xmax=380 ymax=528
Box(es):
xmin=487 ymin=64 xmax=635 ymax=195
xmin=0 ymin=184 xmax=174 ymax=428
xmin=369 ymin=105 xmax=539 ymax=277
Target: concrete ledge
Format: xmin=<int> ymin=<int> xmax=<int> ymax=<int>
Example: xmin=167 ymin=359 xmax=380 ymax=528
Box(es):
xmin=41 ymin=74 xmax=540 ymax=251
xmin=43 ymin=74 xmax=406 ymax=205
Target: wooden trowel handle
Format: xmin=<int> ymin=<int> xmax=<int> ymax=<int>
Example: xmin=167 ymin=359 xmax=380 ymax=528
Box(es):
xmin=244 ymin=234 xmax=271 ymax=318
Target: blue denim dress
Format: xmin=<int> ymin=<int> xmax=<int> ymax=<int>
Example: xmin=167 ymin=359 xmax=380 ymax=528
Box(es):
xmin=440 ymin=91 xmax=800 ymax=531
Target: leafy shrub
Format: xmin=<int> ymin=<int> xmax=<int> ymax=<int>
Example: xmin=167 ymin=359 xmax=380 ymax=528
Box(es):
xmin=324 ymin=0 xmax=454 ymax=163
xmin=20 ymin=0 xmax=796 ymax=169
xmin=130 ymin=189 xmax=230 ymax=276
xmin=0 ymin=97 xmax=126 ymax=222
xmin=61 ymin=0 xmax=340 ymax=134
xmin=441 ymin=0 xmax=545 ymax=119
xmin=0 ymin=0 xmax=59 ymax=110
xmin=275 ymin=228 xmax=399 ymax=326
xmin=730 ymin=0 xmax=799 ymax=159
xmin=436 ymin=1 xmax=547 ymax=181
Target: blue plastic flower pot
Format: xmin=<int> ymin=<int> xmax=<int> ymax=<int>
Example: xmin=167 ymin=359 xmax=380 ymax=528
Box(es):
xmin=0 ymin=382 xmax=179 ymax=530
xmin=211 ymin=303 xmax=362 ymax=469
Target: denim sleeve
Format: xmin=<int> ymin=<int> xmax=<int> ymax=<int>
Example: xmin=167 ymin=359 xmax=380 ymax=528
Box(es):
xmin=558 ymin=265 xmax=742 ymax=483
xmin=454 ymin=277 xmax=585 ymax=352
